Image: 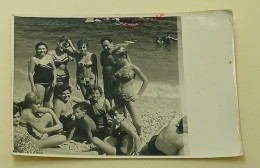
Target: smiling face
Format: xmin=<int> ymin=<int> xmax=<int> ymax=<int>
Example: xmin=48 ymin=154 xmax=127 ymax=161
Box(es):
xmin=91 ymin=89 xmax=101 ymax=101
xmin=13 ymin=112 xmax=20 ymax=126
xmin=60 ymin=90 xmax=71 ymax=102
xmin=36 ymin=45 xmax=48 ymax=56
xmin=113 ymin=55 xmax=125 ymax=66
xmin=78 ymin=44 xmax=88 ymax=55
xmin=101 ymin=40 xmax=113 ymax=52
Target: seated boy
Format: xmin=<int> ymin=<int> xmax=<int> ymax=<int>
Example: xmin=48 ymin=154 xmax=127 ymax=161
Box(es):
xmin=145 ymin=115 xmax=188 ymax=155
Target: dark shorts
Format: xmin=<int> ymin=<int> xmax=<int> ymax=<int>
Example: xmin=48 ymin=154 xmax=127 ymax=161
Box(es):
xmin=60 ymin=116 xmax=76 ymax=132
xmin=147 ymin=135 xmax=166 ymax=155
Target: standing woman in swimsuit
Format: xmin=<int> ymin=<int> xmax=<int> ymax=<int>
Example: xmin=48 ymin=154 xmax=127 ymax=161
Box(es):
xmin=28 ymin=42 xmax=57 ymax=107
xmin=69 ymin=39 xmax=98 ymax=100
xmin=48 ymin=36 xmax=74 ymax=86
xmin=91 ymin=106 xmax=141 ymax=155
xmin=111 ymin=46 xmax=149 ymax=136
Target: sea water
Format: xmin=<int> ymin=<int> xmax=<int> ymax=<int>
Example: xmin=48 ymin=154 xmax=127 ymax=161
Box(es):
xmin=14 ymin=16 xmax=180 ymax=99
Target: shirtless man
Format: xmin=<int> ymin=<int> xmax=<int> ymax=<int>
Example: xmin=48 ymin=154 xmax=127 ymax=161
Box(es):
xmin=53 ymin=84 xmax=86 ymax=140
xmin=145 ymin=115 xmax=188 ymax=155
xmin=100 ymin=37 xmax=116 ymax=105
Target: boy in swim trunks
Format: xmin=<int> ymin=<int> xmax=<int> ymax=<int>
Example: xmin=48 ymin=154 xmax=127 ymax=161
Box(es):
xmin=145 ymin=115 xmax=188 ymax=155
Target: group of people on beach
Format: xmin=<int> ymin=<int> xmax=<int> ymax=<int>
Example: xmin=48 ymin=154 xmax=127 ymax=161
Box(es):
xmin=13 ymin=36 xmax=187 ymax=156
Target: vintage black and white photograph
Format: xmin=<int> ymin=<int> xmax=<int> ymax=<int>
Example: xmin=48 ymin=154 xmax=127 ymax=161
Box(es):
xmin=12 ymin=15 xmax=188 ymax=157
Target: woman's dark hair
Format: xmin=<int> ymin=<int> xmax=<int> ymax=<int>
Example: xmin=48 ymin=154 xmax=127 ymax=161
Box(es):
xmin=112 ymin=46 xmax=128 ymax=58
xmin=77 ymin=39 xmax=89 ymax=48
xmin=100 ymin=37 xmax=113 ymax=44
xmin=54 ymin=84 xmax=72 ymax=98
xmin=13 ymin=104 xmax=21 ymax=116
xmin=35 ymin=42 xmax=48 ymax=55
xmin=89 ymin=85 xmax=103 ymax=96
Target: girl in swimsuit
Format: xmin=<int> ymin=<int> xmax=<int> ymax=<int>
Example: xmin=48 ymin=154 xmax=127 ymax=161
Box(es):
xmin=18 ymin=92 xmax=66 ymax=149
xmin=91 ymin=106 xmax=141 ymax=155
xmin=28 ymin=42 xmax=57 ymax=108
xmin=111 ymin=46 xmax=149 ymax=136
xmin=48 ymin=36 xmax=75 ymax=86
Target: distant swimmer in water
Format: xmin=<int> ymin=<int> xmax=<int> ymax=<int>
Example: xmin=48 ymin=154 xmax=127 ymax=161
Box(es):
xmin=163 ymin=32 xmax=178 ymax=44
xmin=124 ymin=39 xmax=137 ymax=44
xmin=154 ymin=37 xmax=163 ymax=44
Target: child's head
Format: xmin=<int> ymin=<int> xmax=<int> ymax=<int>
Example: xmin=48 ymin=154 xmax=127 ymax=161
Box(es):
xmin=89 ymin=85 xmax=103 ymax=101
xmin=13 ymin=104 xmax=21 ymax=126
xmin=73 ymin=103 xmax=87 ymax=119
xmin=110 ymin=106 xmax=125 ymax=124
xmin=24 ymin=92 xmax=41 ymax=112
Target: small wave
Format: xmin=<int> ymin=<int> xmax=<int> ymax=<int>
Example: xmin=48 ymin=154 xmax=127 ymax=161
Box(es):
xmin=15 ymin=68 xmax=27 ymax=76
xmin=134 ymin=81 xmax=180 ymax=98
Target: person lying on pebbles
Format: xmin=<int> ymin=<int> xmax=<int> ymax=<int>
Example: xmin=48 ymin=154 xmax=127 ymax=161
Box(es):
xmin=143 ymin=115 xmax=188 ymax=155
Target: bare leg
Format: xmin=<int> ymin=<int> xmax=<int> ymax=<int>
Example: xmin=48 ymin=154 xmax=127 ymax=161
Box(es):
xmin=35 ymin=84 xmax=45 ymax=103
xmin=43 ymin=86 xmax=54 ymax=108
xmin=34 ymin=134 xmax=66 ymax=148
xmin=79 ymin=84 xmax=87 ymax=100
xmin=125 ymin=101 xmax=141 ymax=136
xmin=92 ymin=136 xmax=118 ymax=155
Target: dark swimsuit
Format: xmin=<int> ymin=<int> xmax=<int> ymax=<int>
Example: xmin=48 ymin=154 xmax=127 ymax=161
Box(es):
xmin=147 ymin=135 xmax=166 ymax=155
xmin=89 ymin=100 xmax=110 ymax=139
xmin=33 ymin=62 xmax=54 ymax=88
xmin=112 ymin=125 xmax=128 ymax=155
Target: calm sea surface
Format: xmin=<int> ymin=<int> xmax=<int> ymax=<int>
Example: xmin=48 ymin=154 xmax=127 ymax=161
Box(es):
xmin=14 ymin=17 xmax=181 ymax=98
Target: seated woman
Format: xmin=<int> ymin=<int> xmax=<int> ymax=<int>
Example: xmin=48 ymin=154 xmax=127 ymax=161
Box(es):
xmin=53 ymin=84 xmax=86 ymax=141
xmin=19 ymin=92 xmax=66 ymax=148
xmin=13 ymin=103 xmax=98 ymax=155
xmin=13 ymin=103 xmax=42 ymax=154
xmin=87 ymin=85 xmax=113 ymax=139
xmin=91 ymin=106 xmax=141 ymax=155
xmin=112 ymin=46 xmax=149 ymax=136
xmin=28 ymin=42 xmax=57 ymax=108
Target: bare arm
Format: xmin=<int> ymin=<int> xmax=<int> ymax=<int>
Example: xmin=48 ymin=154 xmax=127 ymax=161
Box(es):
xmin=28 ymin=57 xmax=36 ymax=91
xmin=132 ymin=65 xmax=149 ymax=97
xmin=47 ymin=55 xmax=57 ymax=86
xmin=37 ymin=107 xmax=61 ymax=125
xmin=23 ymin=110 xmax=62 ymax=133
xmin=53 ymin=100 xmax=63 ymax=119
